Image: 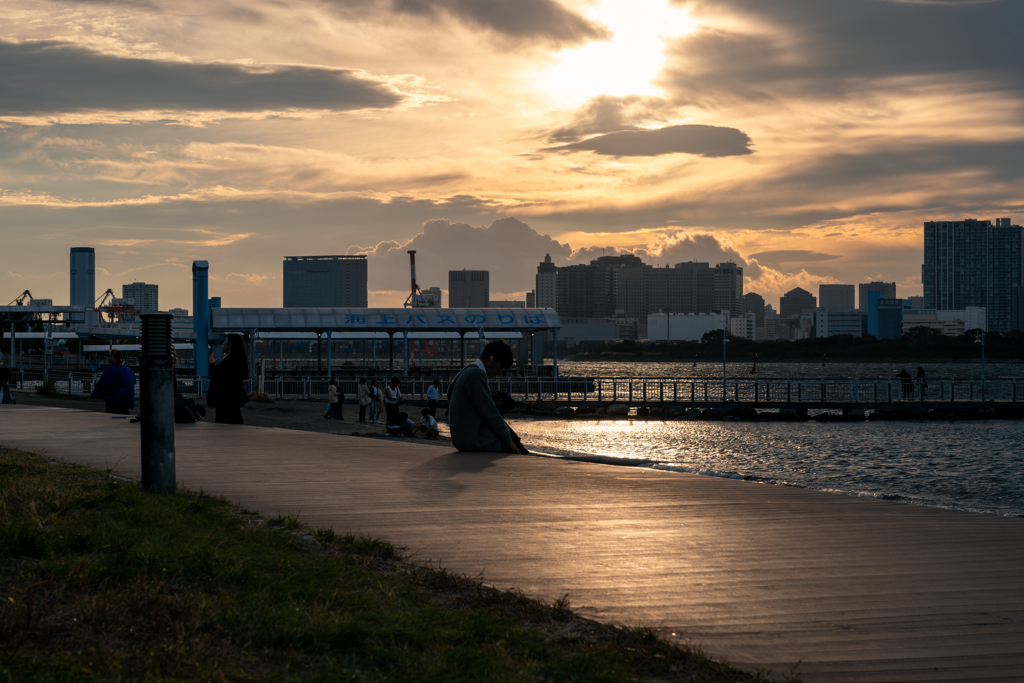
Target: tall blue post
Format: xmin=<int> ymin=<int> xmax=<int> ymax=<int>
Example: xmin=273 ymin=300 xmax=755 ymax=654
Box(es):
xmin=192 ymin=261 xmax=210 ymax=380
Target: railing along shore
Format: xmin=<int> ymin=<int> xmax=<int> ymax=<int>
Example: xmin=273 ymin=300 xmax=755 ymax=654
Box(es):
xmin=11 ymin=368 xmax=1024 ymax=405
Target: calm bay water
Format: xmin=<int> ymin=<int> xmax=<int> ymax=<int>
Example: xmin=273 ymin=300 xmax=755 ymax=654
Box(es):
xmin=470 ymin=361 xmax=1024 ymax=517
xmin=557 ymin=360 xmax=1024 ymax=380
xmin=502 ymin=417 xmax=1024 ymax=517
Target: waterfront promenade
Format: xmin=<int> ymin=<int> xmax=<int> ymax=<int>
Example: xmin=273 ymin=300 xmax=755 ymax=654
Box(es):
xmin=3 ymin=405 xmax=1024 ymax=682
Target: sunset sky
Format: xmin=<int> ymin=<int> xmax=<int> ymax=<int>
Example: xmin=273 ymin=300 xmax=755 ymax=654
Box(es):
xmin=2 ymin=0 xmax=1022 ymax=312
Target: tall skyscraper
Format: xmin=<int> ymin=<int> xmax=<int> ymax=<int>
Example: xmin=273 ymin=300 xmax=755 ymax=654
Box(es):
xmin=122 ymin=282 xmax=158 ymax=314
xmin=742 ymin=292 xmax=766 ymax=327
xmin=818 ymin=284 xmax=855 ymax=312
xmin=713 ymin=262 xmax=743 ymax=316
xmin=1012 ymin=286 xmax=1024 ymax=332
xmin=535 ymin=254 xmax=557 ymax=308
xmin=448 ymin=269 xmax=489 ymax=307
xmin=69 ymin=247 xmax=97 ymax=325
xmin=922 ymin=217 xmax=1024 ymax=333
xmin=556 ymin=262 xmax=614 ymax=318
xmin=859 ymin=281 xmax=896 ymax=311
xmin=780 ymin=287 xmax=816 ymax=318
xmin=283 ymin=255 xmax=368 ymax=307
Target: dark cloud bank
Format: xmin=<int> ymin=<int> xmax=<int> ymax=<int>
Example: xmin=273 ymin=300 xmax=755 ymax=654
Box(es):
xmin=548 ymin=124 xmax=753 ymax=157
xmin=0 ymin=40 xmax=403 ymax=116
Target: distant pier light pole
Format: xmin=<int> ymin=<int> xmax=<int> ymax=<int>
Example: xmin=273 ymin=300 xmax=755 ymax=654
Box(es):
xmin=975 ymin=331 xmax=986 ymax=401
xmin=722 ymin=325 xmax=730 ymax=400
xmin=140 ymin=312 xmax=176 ymax=495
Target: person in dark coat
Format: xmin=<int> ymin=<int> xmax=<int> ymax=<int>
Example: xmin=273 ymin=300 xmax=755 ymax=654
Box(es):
xmin=448 ymin=340 xmax=521 ymax=454
xmin=915 ymin=366 xmax=927 ymax=401
xmin=207 ymin=334 xmax=249 ymax=424
xmin=91 ymin=348 xmax=136 ymax=414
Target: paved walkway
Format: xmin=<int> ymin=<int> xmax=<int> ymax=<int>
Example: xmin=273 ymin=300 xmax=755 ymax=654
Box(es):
xmin=3 ymin=405 xmax=1023 ymax=682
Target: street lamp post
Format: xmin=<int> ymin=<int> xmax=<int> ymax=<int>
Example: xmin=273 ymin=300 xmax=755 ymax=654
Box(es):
xmin=722 ymin=326 xmax=730 ymax=400
xmin=975 ymin=330 xmax=986 ymax=401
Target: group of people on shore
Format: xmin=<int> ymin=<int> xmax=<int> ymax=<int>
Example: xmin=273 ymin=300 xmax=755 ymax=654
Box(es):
xmin=80 ymin=335 xmax=527 ymax=454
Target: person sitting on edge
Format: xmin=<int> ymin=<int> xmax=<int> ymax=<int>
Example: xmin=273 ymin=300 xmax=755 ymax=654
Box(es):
xmin=91 ymin=348 xmax=136 ymax=414
xmin=415 ymin=407 xmax=439 ymax=438
xmin=448 ymin=340 xmax=521 ymax=454
xmin=0 ymin=367 xmax=16 ymax=405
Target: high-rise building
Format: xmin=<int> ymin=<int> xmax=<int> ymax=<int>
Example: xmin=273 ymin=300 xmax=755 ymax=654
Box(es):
xmin=526 ymin=292 xmax=536 ymax=308
xmin=69 ymin=247 xmax=97 ymax=325
xmin=649 ymin=262 xmax=714 ymax=315
xmin=818 ymin=284 xmax=855 ymax=313
xmin=122 ymin=282 xmax=158 ymax=314
xmin=780 ymin=287 xmax=816 ymax=318
xmin=535 ymin=254 xmax=557 ymax=309
xmin=877 ymin=298 xmax=906 ymax=339
xmin=556 ymin=262 xmax=614 ymax=318
xmin=283 ymin=255 xmax=368 ymax=307
xmin=448 ymin=269 xmax=489 ymax=307
xmin=713 ymin=262 xmax=743 ymax=316
xmin=169 ymin=308 xmax=189 ymax=317
xmin=1012 ymin=286 xmax=1024 ymax=332
xmin=922 ymin=217 xmax=1024 ymax=333
xmin=742 ymin=292 xmax=766 ymax=327
xmin=859 ymin=281 xmax=896 ymax=311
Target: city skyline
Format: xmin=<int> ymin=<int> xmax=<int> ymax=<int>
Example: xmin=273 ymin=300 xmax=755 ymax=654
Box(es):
xmin=3 ymin=1 xmax=1022 ymax=310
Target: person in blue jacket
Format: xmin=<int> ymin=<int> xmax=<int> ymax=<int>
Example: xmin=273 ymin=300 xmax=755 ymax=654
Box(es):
xmin=91 ymin=348 xmax=136 ymax=414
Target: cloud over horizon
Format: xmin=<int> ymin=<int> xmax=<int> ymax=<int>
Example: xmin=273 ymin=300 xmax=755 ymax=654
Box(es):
xmin=0 ymin=40 xmax=404 ymax=119
xmin=547 ymin=124 xmax=753 ymax=157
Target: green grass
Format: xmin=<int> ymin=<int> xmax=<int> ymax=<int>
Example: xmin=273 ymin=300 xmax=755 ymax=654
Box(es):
xmin=0 ymin=447 xmax=784 ymax=682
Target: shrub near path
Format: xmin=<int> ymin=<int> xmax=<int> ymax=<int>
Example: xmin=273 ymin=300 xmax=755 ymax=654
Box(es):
xmin=0 ymin=447 xmax=781 ymax=683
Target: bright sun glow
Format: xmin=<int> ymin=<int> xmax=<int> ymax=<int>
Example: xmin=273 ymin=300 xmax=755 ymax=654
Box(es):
xmin=536 ymin=0 xmax=696 ymax=102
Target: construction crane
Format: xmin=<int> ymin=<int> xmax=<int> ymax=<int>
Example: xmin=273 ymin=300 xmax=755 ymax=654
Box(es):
xmin=403 ymin=250 xmax=429 ymax=308
xmin=7 ymin=290 xmax=34 ymax=306
xmin=93 ymin=288 xmax=138 ymax=324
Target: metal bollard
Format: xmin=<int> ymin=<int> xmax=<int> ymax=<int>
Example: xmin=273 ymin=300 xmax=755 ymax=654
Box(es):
xmin=140 ymin=313 xmax=176 ymax=494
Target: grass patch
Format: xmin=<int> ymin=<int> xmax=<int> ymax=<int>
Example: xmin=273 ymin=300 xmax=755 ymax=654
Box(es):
xmin=0 ymin=447 xmax=785 ymax=682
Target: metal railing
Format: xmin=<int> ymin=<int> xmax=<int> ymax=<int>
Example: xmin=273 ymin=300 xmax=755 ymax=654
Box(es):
xmin=9 ymin=370 xmax=1024 ymax=405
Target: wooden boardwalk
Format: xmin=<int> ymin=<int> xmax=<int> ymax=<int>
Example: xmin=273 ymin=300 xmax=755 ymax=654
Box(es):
xmin=3 ymin=405 xmax=1023 ymax=682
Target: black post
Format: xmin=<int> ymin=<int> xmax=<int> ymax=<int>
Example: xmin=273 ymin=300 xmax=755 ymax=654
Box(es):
xmin=140 ymin=313 xmax=176 ymax=495
xmin=388 ymin=332 xmax=394 ymax=374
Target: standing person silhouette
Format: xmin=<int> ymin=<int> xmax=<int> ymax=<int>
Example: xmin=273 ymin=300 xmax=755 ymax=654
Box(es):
xmin=207 ymin=334 xmax=249 ymax=424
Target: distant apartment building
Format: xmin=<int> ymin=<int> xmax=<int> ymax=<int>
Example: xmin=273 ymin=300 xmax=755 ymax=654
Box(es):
xmin=876 ymin=298 xmax=906 ymax=339
xmin=283 ymin=255 xmax=368 ymax=307
xmin=449 ymin=269 xmax=489 ymax=308
xmin=730 ymin=312 xmax=757 ymax=340
xmin=818 ymin=284 xmax=855 ymax=313
xmin=122 ymin=282 xmax=158 ymax=314
xmin=659 ymin=262 xmax=715 ymax=315
xmin=815 ymin=310 xmax=864 ymax=338
xmin=419 ymin=286 xmax=442 ymax=308
xmin=557 ymin=262 xmax=614 ymax=318
xmin=526 ymin=292 xmax=536 ymax=308
xmin=169 ymin=307 xmax=189 ymax=317
xmin=907 ymin=296 xmax=926 ymax=310
xmin=859 ymin=281 xmax=896 ymax=311
xmin=763 ymin=304 xmax=780 ymax=340
xmin=1013 ymin=286 xmax=1024 ymax=332
xmin=713 ymin=262 xmax=743 ymax=316
xmin=780 ymin=287 xmax=816 ymax=318
xmin=903 ymin=306 xmax=986 ymax=334
xmin=922 ymin=217 xmax=1024 ymax=333
xmin=742 ymin=292 xmax=766 ymax=328
xmin=69 ymin=247 xmax=97 ymax=326
xmin=535 ymin=254 xmax=557 ymax=308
